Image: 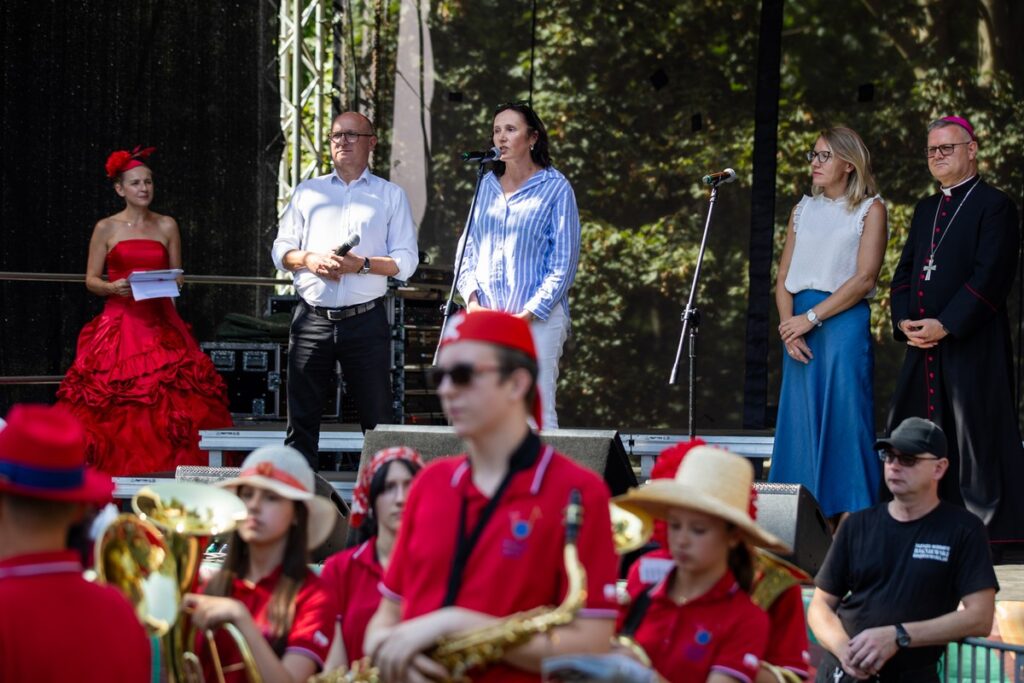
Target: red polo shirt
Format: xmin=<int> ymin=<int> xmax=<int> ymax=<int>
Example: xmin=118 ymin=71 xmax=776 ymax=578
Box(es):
xmin=0 ymin=550 xmax=151 ymax=682
xmin=626 ymin=547 xmax=809 ymax=678
xmin=618 ymin=567 xmax=769 ymax=683
xmin=199 ymin=566 xmax=333 ymax=682
xmin=382 ymin=444 xmax=619 ymax=682
xmin=320 ymin=536 xmax=383 ymax=662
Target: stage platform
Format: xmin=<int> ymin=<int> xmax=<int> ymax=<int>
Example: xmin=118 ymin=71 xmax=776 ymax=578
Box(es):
xmin=194 ymin=422 xmax=774 ymax=476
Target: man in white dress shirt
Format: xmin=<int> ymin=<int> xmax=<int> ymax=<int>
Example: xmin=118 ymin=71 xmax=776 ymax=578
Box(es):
xmin=272 ymin=112 xmax=419 ymax=467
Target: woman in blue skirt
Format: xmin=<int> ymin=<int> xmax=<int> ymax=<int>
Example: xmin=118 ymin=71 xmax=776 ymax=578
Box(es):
xmin=771 ymin=126 xmax=886 ymax=529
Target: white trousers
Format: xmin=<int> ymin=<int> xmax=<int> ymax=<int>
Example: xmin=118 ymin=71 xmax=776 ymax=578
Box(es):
xmin=529 ymin=304 xmax=569 ymax=430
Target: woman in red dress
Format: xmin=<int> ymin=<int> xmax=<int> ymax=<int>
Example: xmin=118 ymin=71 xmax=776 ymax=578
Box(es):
xmin=57 ymin=146 xmax=232 ymax=475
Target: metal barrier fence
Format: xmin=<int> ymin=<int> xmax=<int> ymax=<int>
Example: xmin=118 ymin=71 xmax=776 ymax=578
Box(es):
xmin=944 ymin=638 xmax=1024 ymax=682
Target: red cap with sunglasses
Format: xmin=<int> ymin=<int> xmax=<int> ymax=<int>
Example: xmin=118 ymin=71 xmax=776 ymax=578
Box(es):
xmin=438 ymin=309 xmax=543 ymax=430
xmin=874 ymin=417 xmax=948 ymax=460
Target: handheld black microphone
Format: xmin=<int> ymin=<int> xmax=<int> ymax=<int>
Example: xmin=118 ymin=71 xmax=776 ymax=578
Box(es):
xmin=701 ymin=168 xmax=737 ymax=186
xmin=334 ymin=233 xmax=361 ymax=257
xmin=461 ymin=146 xmax=502 ymax=163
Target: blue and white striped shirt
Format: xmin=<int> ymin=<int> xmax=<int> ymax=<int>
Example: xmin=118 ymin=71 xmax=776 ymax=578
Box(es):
xmin=456 ymin=166 xmax=581 ymax=320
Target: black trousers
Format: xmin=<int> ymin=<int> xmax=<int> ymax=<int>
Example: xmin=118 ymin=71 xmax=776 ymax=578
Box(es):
xmin=285 ymin=299 xmax=392 ymax=468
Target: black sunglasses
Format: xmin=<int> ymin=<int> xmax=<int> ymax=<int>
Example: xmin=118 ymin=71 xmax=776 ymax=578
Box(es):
xmin=877 ymin=450 xmax=941 ymax=468
xmin=427 ymin=363 xmax=503 ymax=388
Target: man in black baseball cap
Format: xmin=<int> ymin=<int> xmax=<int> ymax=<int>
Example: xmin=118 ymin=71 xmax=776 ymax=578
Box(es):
xmin=874 ymin=416 xmax=948 ymax=462
xmin=807 ymin=416 xmax=997 ymax=682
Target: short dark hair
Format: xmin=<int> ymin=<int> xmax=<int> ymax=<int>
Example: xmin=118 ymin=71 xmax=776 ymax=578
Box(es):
xmin=495 ymin=345 xmax=539 ymax=416
xmin=492 ymin=102 xmax=552 ymax=176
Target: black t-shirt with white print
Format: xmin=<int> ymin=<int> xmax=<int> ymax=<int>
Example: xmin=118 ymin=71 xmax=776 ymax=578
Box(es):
xmin=815 ymin=500 xmax=998 ymax=672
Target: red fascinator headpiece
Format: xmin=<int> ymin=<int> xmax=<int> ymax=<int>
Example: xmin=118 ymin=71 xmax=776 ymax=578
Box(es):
xmin=105 ymin=145 xmax=156 ymax=179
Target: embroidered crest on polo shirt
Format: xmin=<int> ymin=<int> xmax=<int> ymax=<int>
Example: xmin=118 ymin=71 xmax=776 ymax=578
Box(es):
xmin=510 ymin=506 xmax=542 ymax=540
xmin=314 ymin=630 xmax=330 ymax=647
xmin=684 ymin=627 xmax=713 ymax=661
xmin=912 ymin=543 xmax=950 ymax=562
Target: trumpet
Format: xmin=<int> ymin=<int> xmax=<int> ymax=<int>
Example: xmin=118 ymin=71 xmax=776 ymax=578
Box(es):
xmin=96 ymin=481 xmax=254 ymax=683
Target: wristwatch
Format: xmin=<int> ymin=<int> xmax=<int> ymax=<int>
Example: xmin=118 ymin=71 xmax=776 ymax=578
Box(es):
xmin=895 ymin=623 xmax=912 ymax=649
xmin=359 ymin=257 xmax=371 ymax=275
xmin=806 ymin=309 xmax=823 ymax=327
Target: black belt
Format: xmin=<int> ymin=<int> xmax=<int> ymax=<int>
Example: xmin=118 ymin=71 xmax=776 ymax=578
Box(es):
xmin=309 ymin=298 xmax=380 ymax=321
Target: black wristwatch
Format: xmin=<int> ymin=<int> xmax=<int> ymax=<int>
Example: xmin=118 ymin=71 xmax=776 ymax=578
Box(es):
xmin=359 ymin=257 xmax=371 ymax=275
xmin=895 ymin=623 xmax=911 ymax=649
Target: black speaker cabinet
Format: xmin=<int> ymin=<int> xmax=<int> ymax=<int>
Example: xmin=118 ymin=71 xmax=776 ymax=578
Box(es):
xmin=175 ymin=465 xmax=350 ymax=564
xmin=753 ymin=482 xmax=832 ymax=577
xmin=361 ymin=425 xmax=638 ymax=496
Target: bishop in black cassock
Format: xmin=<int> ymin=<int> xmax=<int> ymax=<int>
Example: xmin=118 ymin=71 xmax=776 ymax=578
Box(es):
xmin=888 ymin=116 xmax=1023 ymax=544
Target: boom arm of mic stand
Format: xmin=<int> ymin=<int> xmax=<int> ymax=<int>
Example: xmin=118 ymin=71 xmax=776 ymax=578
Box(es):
xmin=669 ymin=184 xmax=720 ymax=438
xmin=434 ymin=162 xmax=488 ymax=364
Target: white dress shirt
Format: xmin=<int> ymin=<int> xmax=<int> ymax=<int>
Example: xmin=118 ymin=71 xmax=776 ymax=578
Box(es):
xmin=272 ymin=168 xmax=419 ymax=307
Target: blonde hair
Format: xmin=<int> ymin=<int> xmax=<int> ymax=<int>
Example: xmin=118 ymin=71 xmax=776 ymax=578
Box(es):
xmin=811 ymin=127 xmax=878 ymax=211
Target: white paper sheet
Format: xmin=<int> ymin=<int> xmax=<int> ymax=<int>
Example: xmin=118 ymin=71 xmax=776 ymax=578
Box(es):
xmin=127 ymin=269 xmax=183 ymax=300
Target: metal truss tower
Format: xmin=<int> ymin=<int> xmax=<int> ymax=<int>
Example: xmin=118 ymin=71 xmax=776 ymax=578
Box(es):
xmin=277 ymin=0 xmax=332 ymax=215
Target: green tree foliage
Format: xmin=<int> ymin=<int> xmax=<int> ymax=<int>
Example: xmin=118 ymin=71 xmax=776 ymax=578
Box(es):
xmin=362 ymin=0 xmax=1024 ymax=429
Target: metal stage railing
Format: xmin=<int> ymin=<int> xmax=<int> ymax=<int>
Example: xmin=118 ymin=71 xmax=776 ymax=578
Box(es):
xmin=0 ymin=271 xmax=290 ymax=287
xmin=943 ymin=637 xmax=1024 ymax=682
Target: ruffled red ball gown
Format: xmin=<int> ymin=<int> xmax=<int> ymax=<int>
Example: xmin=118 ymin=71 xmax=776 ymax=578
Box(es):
xmin=57 ymin=239 xmax=233 ymax=476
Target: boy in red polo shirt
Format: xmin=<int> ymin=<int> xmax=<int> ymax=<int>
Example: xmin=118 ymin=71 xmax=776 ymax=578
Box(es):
xmin=0 ymin=404 xmax=150 ymax=682
xmin=364 ymin=309 xmax=619 ymax=682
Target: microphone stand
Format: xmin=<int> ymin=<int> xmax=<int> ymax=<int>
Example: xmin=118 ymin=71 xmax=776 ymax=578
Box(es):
xmin=434 ymin=159 xmax=490 ymax=364
xmin=669 ymin=179 xmax=727 ymax=438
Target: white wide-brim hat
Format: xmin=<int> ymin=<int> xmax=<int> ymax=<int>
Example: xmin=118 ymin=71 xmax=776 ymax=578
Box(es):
xmin=216 ymin=445 xmax=337 ymax=549
xmin=612 ymin=446 xmax=790 ymax=555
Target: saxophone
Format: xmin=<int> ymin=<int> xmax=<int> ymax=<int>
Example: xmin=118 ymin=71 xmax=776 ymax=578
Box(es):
xmin=314 ymin=489 xmax=587 ymax=683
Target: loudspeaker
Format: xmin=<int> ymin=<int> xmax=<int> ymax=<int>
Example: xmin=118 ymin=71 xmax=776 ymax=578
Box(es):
xmin=175 ymin=465 xmax=350 ymax=564
xmin=361 ymin=425 xmax=638 ymax=495
xmin=753 ymin=482 xmax=831 ymax=577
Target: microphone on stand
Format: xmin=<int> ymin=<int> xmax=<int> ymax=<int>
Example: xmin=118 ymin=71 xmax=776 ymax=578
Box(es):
xmin=461 ymin=146 xmax=502 ymax=163
xmin=701 ymin=168 xmax=737 ymax=186
xmin=334 ymin=233 xmax=361 ymax=257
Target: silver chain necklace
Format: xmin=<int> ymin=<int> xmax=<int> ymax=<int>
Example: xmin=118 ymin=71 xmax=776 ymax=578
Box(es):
xmin=922 ymin=177 xmax=981 ymax=281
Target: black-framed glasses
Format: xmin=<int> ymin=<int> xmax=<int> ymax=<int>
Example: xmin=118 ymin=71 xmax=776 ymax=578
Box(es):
xmin=806 ymin=150 xmax=833 ymax=164
xmin=328 ymin=130 xmax=375 ymax=144
xmin=427 ymin=363 xmax=503 ymax=388
xmin=926 ymin=142 xmax=971 ymax=158
xmin=877 ymin=450 xmax=941 ymax=467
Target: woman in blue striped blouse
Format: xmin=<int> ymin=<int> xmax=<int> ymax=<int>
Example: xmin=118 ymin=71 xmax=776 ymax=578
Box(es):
xmin=457 ymin=102 xmax=581 ymax=429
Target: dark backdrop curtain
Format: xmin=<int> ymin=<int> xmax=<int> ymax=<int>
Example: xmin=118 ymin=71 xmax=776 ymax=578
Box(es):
xmin=0 ymin=1 xmax=281 ymax=410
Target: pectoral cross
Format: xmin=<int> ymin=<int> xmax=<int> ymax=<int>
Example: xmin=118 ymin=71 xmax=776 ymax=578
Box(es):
xmin=923 ymin=257 xmax=937 ymax=281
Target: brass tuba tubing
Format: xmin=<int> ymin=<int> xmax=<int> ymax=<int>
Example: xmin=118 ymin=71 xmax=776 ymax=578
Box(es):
xmin=97 ymin=481 xmax=257 ymax=683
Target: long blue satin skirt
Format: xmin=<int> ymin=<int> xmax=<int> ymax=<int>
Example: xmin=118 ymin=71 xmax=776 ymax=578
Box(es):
xmin=769 ymin=290 xmax=881 ymax=517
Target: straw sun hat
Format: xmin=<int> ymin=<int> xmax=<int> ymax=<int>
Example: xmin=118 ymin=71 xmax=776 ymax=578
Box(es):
xmin=216 ymin=445 xmax=337 ymax=550
xmin=612 ymin=446 xmax=790 ymax=555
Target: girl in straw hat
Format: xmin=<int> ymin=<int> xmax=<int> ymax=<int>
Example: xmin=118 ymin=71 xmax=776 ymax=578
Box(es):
xmin=182 ymin=445 xmax=337 ymax=683
xmin=320 ymin=446 xmax=424 ymax=672
xmin=612 ymin=446 xmax=791 ymax=683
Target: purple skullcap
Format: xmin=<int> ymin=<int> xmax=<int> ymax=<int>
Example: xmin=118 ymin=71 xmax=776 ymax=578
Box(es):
xmin=941 ymin=116 xmax=976 ymax=141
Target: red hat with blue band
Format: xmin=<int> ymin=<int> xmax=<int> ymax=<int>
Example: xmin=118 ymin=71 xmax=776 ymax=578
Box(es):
xmin=0 ymin=404 xmax=114 ymax=505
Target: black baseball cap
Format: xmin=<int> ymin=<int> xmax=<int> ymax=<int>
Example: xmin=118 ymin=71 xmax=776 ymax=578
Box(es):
xmin=874 ymin=417 xmax=948 ymax=459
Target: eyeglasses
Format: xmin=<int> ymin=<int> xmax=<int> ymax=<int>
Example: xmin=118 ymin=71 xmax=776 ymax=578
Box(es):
xmin=926 ymin=142 xmax=971 ymax=158
xmin=806 ymin=150 xmax=833 ymax=164
xmin=877 ymin=450 xmax=941 ymax=467
xmin=427 ymin=363 xmax=504 ymax=388
xmin=328 ymin=130 xmax=375 ymax=144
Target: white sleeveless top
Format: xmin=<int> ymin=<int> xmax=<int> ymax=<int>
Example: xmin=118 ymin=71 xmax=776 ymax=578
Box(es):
xmin=784 ymin=193 xmax=882 ymax=297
